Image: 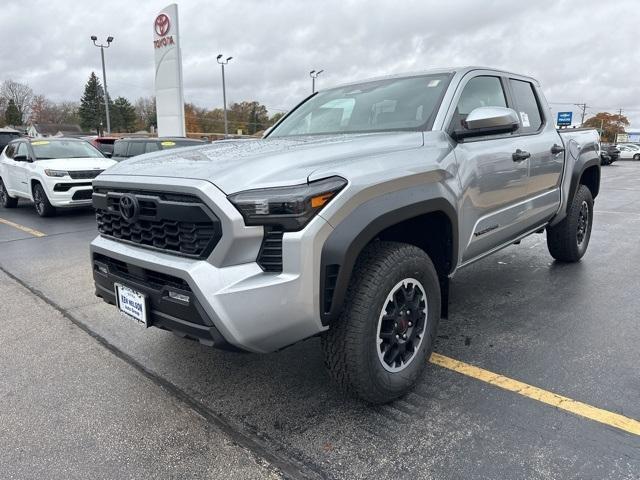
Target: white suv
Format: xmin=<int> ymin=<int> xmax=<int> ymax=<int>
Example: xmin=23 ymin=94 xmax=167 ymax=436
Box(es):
xmin=0 ymin=137 xmax=116 ymax=217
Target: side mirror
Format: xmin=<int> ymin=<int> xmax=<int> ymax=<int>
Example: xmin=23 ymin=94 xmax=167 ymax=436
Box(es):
xmin=453 ymin=107 xmax=520 ymax=140
xmin=13 ymin=154 xmax=30 ymax=162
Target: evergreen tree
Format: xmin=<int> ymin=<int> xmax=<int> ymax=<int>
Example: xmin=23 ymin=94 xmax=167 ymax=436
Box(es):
xmin=111 ymin=97 xmax=137 ymax=132
xmin=4 ymin=99 xmax=21 ymax=125
xmin=79 ymin=72 xmax=106 ymax=134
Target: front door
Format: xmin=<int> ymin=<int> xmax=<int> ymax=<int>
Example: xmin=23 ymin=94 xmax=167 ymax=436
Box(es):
xmin=449 ymin=75 xmax=531 ymax=264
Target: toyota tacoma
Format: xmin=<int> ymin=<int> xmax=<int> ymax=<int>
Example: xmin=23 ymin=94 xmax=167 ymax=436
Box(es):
xmin=90 ymin=67 xmax=600 ymax=403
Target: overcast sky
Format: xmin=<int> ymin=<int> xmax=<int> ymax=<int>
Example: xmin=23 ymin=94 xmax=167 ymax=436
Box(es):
xmin=1 ymin=0 xmax=639 ymax=127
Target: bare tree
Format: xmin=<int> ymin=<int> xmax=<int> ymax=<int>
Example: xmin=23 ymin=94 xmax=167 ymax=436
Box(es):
xmin=0 ymin=80 xmax=34 ymax=124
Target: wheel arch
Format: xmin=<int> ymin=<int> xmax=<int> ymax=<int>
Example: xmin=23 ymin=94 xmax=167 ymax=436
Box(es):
xmin=320 ymin=187 xmax=458 ymax=326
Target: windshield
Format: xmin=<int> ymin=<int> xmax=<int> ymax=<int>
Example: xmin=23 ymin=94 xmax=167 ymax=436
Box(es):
xmin=269 ymin=73 xmax=451 ymax=137
xmin=31 ymin=140 xmax=104 ymax=160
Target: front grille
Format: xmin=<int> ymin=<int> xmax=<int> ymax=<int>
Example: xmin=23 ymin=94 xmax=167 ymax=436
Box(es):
xmin=69 ymin=170 xmax=103 ymax=179
xmin=72 ymin=189 xmax=93 ymax=200
xmin=257 ymin=227 xmax=284 ymax=272
xmin=93 ymin=189 xmax=222 ymax=259
xmin=54 ymin=182 xmax=92 ymax=192
xmin=94 ymin=253 xmax=191 ymax=292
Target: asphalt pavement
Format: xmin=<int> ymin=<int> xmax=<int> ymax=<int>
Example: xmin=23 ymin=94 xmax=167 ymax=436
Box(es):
xmin=0 ymin=162 xmax=639 ymax=479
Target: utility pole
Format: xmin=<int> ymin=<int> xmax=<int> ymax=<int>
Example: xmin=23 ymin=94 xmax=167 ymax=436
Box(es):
xmin=574 ymin=103 xmax=587 ymax=126
xmin=217 ymin=54 xmax=233 ymax=138
xmin=91 ymin=35 xmax=114 ymax=134
xmin=310 ymin=69 xmax=324 ymax=93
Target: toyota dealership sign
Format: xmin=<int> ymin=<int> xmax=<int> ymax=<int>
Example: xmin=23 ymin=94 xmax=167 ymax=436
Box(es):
xmin=153 ymin=4 xmax=186 ymax=137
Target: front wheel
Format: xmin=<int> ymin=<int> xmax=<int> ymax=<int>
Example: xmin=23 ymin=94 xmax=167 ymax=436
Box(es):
xmin=322 ymin=241 xmax=441 ymax=404
xmin=0 ymin=178 xmax=18 ymax=208
xmin=633 ymin=154 xmax=640 ymax=161
xmin=546 ymin=185 xmax=593 ymax=262
xmin=33 ymin=183 xmax=56 ymax=217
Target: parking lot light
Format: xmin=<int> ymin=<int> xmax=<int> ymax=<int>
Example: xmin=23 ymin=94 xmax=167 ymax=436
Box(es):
xmin=217 ymin=54 xmax=233 ymax=138
xmin=310 ymin=69 xmax=324 ymax=93
xmin=91 ymin=35 xmax=114 ymax=134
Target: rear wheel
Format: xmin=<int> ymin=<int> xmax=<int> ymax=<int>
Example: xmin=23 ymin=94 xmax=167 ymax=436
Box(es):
xmin=0 ymin=178 xmax=18 ymax=208
xmin=546 ymin=184 xmax=593 ymax=262
xmin=322 ymin=241 xmax=440 ymax=404
xmin=633 ymin=153 xmax=640 ymax=161
xmin=33 ymin=183 xmax=56 ymax=217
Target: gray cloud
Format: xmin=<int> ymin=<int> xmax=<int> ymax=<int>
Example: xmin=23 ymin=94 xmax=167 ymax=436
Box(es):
xmin=1 ymin=0 xmax=638 ymax=126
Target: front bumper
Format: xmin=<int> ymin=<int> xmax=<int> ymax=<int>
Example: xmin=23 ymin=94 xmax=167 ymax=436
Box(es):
xmin=41 ymin=176 xmax=93 ymax=207
xmin=89 ymin=176 xmax=334 ymax=353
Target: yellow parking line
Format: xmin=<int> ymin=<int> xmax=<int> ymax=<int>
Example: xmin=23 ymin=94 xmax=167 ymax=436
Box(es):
xmin=430 ymin=352 xmax=640 ymax=436
xmin=0 ymin=217 xmax=46 ymax=237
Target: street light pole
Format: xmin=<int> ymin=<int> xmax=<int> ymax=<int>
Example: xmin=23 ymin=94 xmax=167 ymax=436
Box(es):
xmin=217 ymin=54 xmax=233 ymax=138
xmin=91 ymin=35 xmax=114 ymax=135
xmin=309 ymin=69 xmax=324 ymax=93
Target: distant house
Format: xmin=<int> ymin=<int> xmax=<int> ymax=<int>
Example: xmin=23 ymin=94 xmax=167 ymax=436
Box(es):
xmin=27 ymin=123 xmax=86 ymax=138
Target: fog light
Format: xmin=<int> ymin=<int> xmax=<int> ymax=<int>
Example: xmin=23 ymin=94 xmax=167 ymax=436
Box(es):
xmin=168 ymin=291 xmax=190 ymax=304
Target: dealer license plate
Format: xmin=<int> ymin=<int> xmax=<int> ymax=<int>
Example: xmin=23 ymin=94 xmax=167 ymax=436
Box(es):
xmin=115 ymin=283 xmax=148 ymax=327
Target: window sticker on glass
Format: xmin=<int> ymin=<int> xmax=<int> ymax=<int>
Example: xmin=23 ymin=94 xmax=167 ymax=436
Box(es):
xmin=428 ymin=79 xmax=441 ymax=87
xmin=161 ymin=141 xmax=176 ymax=146
xmin=31 ymin=141 xmax=50 ymax=146
xmin=520 ymin=112 xmax=530 ymax=128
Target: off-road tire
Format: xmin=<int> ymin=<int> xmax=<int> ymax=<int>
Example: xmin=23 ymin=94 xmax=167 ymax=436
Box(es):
xmin=33 ymin=183 xmax=56 ymax=217
xmin=0 ymin=178 xmax=18 ymax=208
xmin=546 ymin=184 xmax=593 ymax=262
xmin=321 ymin=241 xmax=441 ymax=404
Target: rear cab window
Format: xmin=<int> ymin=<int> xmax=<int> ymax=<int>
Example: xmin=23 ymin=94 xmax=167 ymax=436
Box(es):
xmin=127 ymin=142 xmax=146 ymax=157
xmin=508 ymin=79 xmax=543 ymax=133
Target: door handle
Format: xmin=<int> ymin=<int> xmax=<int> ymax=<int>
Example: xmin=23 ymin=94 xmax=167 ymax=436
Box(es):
xmin=550 ymin=144 xmax=565 ymax=155
xmin=512 ymin=149 xmax=531 ymax=162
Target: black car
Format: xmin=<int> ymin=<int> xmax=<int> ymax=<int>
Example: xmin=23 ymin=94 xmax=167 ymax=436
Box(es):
xmin=600 ymin=145 xmax=620 ymax=165
xmin=111 ymin=137 xmax=206 ymax=161
xmin=0 ymin=129 xmax=22 ymax=153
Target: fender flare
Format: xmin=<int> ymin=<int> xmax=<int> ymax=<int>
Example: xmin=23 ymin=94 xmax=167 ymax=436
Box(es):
xmin=319 ymin=186 xmax=458 ymax=325
xmin=568 ymin=157 xmax=600 ymax=206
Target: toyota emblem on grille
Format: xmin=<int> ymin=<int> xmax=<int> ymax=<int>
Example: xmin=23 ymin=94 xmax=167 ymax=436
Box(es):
xmin=118 ymin=194 xmax=138 ymax=223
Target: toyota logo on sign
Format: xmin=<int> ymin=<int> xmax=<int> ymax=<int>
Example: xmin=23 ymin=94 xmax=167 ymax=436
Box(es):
xmin=155 ymin=13 xmax=170 ymax=37
xmin=118 ymin=194 xmax=139 ymax=223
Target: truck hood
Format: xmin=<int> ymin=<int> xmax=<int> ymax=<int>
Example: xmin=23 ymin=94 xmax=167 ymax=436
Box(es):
xmin=36 ymin=157 xmax=117 ymax=171
xmin=99 ymin=132 xmax=424 ymax=194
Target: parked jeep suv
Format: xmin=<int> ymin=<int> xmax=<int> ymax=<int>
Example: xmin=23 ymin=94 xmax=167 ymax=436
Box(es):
xmin=91 ymin=67 xmax=600 ymax=403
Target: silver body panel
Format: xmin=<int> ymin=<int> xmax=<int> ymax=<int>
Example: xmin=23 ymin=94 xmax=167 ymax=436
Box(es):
xmin=91 ymin=66 xmax=597 ymax=352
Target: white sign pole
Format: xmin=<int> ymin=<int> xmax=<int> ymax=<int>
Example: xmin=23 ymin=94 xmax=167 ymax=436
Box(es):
xmin=153 ymin=4 xmax=186 ymax=137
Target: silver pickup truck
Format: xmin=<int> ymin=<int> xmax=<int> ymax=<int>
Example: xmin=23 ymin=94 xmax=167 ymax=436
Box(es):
xmin=90 ymin=67 xmax=600 ymax=403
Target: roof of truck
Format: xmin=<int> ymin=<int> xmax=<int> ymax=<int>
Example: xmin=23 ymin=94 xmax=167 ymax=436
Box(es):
xmin=326 ymin=66 xmax=538 ymax=91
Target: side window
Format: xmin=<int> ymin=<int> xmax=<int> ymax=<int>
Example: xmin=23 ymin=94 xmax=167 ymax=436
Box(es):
xmin=4 ymin=144 xmax=16 ymax=158
xmin=509 ymin=79 xmax=543 ymax=133
xmin=113 ymin=141 xmax=128 ymax=158
xmin=452 ymin=76 xmax=507 ymax=130
xmin=145 ymin=142 xmax=159 ymax=153
xmin=15 ymin=143 xmax=28 ymax=159
xmin=127 ymin=142 xmax=146 ymax=157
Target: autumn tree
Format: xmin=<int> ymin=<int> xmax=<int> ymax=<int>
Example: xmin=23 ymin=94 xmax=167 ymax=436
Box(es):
xmin=134 ymin=97 xmax=157 ymax=131
xmin=583 ymin=112 xmax=630 ymax=143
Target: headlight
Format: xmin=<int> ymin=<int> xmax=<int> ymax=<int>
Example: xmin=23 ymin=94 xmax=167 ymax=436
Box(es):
xmin=44 ymin=169 xmax=68 ymax=177
xmin=228 ymin=176 xmax=347 ymax=231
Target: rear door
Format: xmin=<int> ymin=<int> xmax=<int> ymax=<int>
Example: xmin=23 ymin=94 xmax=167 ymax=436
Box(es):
xmin=449 ymin=74 xmax=532 ymax=264
xmin=0 ymin=143 xmax=18 ymax=193
xmin=507 ymin=78 xmax=563 ymax=220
